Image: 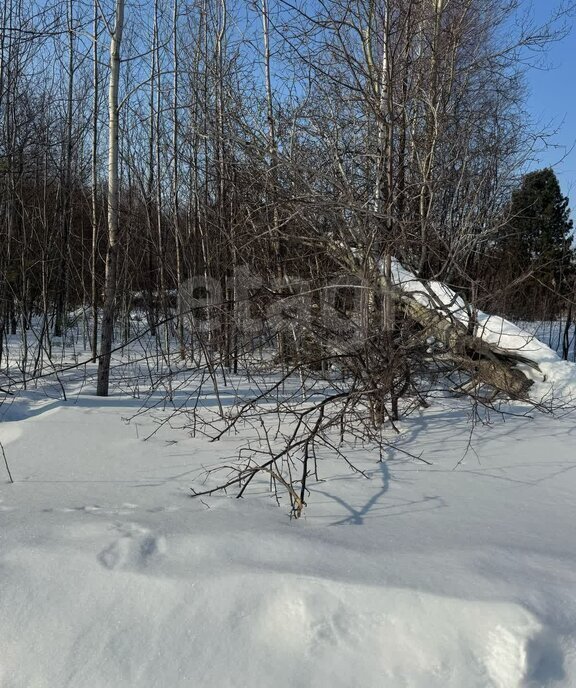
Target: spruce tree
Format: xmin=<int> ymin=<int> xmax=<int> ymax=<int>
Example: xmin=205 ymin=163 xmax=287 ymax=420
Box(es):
xmin=499 ymin=168 xmax=574 ymax=318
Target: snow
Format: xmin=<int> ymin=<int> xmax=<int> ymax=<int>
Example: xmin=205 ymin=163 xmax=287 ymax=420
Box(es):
xmin=2 ymin=370 xmax=576 ymax=686
xmin=390 ymin=258 xmax=576 ymax=403
xmin=3 ymin=283 xmax=576 ymax=687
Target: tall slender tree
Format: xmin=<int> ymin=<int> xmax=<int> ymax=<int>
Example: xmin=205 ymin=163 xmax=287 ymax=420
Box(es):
xmin=97 ymin=0 xmax=125 ymax=397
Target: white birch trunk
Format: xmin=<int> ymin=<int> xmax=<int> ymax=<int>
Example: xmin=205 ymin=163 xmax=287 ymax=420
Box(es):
xmin=96 ymin=0 xmax=125 ymax=396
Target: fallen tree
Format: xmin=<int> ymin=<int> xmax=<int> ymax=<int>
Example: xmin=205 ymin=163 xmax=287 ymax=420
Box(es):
xmin=392 ymin=276 xmax=540 ymax=401
xmin=187 ymin=258 xmax=567 ymax=516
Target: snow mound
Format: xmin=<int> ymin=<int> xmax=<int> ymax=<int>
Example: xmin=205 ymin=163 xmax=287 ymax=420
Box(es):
xmin=390 ymin=258 xmax=576 ymax=403
xmin=0 ymin=539 xmax=563 ymax=688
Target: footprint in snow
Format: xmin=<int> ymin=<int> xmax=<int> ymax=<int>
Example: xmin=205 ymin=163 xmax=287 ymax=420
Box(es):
xmin=146 ymin=505 xmax=181 ymax=513
xmin=59 ymin=503 xmax=139 ymax=515
xmin=97 ymin=523 xmax=166 ymax=571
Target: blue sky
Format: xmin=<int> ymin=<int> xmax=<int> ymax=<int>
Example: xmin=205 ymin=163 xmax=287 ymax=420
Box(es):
xmin=525 ymin=4 xmax=576 ymax=215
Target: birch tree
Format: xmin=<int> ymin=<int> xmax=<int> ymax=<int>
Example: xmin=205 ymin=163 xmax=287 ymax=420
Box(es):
xmin=97 ymin=0 xmax=125 ymax=396
xmin=90 ymin=0 xmax=101 ymax=361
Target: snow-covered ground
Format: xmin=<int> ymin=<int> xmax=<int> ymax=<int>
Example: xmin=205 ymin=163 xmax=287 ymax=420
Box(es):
xmin=1 ymin=347 xmax=576 ymax=687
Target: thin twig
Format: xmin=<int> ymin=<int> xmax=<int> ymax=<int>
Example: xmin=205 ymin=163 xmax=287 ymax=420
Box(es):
xmin=0 ymin=440 xmax=14 ymax=483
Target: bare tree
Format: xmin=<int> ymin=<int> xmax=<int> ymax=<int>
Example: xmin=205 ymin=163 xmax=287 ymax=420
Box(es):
xmin=97 ymin=0 xmax=125 ymax=397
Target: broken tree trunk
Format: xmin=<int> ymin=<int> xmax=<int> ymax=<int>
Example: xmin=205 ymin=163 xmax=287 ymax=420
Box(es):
xmin=396 ymin=291 xmax=537 ymax=401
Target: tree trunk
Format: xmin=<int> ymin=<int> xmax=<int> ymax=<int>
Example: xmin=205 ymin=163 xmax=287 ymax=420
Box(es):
xmin=91 ymin=0 xmax=100 ymax=361
xmin=399 ymin=294 xmax=536 ymax=400
xmin=97 ymin=0 xmax=124 ymax=397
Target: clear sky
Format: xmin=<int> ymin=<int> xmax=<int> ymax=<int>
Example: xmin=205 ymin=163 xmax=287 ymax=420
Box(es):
xmin=525 ymin=4 xmax=576 ymax=216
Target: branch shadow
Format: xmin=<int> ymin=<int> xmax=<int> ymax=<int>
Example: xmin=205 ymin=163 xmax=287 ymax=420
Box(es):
xmin=313 ymin=461 xmax=446 ymax=526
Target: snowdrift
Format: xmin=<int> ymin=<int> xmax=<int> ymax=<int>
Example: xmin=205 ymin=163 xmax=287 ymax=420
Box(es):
xmin=2 ymin=392 xmax=576 ymax=687
xmin=0 ymin=561 xmax=561 ymax=688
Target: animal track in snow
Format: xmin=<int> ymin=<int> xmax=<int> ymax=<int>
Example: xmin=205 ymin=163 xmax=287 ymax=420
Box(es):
xmin=54 ymin=503 xmax=180 ymax=516
xmin=146 ymin=505 xmax=181 ymax=514
xmin=97 ymin=523 xmax=166 ymax=571
xmin=309 ymin=605 xmax=357 ymax=650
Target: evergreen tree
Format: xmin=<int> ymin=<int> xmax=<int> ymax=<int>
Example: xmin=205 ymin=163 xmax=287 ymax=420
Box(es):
xmin=498 ymin=168 xmax=574 ymax=318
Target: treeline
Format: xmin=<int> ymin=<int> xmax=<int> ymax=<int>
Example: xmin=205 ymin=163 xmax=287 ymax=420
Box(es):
xmin=0 ymin=0 xmax=574 ymax=387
